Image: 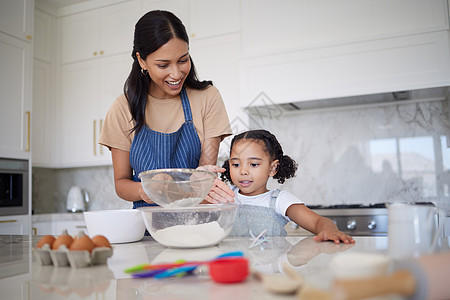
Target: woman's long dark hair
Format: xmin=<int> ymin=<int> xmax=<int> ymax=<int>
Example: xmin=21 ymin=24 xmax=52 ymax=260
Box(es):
xmin=124 ymin=10 xmax=212 ymax=134
xmin=221 ymin=130 xmax=298 ymax=184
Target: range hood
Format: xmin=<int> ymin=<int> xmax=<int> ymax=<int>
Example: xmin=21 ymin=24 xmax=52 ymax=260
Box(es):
xmin=246 ymin=86 xmax=449 ymax=113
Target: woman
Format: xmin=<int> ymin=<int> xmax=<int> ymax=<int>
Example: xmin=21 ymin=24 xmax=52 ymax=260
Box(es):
xmin=99 ymin=10 xmax=234 ymax=208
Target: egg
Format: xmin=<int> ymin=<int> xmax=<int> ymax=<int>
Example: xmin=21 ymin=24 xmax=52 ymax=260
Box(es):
xmin=69 ymin=232 xmax=95 ymax=253
xmin=92 ymin=235 xmax=111 ymax=248
xmin=52 ymin=233 xmax=74 ymax=250
xmin=36 ymin=235 xmax=56 ymax=249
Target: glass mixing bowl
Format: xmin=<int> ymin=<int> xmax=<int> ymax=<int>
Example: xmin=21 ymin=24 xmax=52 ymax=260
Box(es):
xmin=139 ymin=204 xmax=238 ymax=248
xmin=139 ymin=168 xmax=215 ymax=208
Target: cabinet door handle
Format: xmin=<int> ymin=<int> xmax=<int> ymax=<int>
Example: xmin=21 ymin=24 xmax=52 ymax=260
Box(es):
xmin=32 ymin=227 xmax=37 ymax=235
xmin=93 ymin=51 xmax=97 ymax=56
xmin=93 ymin=120 xmax=97 ymax=155
xmin=26 ymin=111 xmax=30 ymax=152
xmin=100 ymin=50 xmax=104 ymax=55
xmin=99 ymin=119 xmax=103 ymax=155
xmin=76 ymin=225 xmax=87 ymax=229
xmin=0 ymin=219 xmax=17 ymax=223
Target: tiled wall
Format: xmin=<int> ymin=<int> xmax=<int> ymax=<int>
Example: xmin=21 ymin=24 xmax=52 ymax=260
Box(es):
xmin=32 ymin=98 xmax=450 ymax=214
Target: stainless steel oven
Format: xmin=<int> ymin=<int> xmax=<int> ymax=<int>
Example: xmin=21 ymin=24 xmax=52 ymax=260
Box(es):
xmin=0 ymin=158 xmax=29 ymax=216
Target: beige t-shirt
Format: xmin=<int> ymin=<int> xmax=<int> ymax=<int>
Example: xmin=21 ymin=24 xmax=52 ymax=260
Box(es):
xmin=99 ymin=86 xmax=232 ymax=152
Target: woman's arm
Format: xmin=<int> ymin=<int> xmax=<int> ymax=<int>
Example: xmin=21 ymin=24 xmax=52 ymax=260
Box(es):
xmin=286 ymin=204 xmax=354 ymax=244
xmin=111 ymin=148 xmax=153 ymax=203
xmin=197 ymin=137 xmax=235 ymax=203
xmin=198 ymin=137 xmax=220 ymax=165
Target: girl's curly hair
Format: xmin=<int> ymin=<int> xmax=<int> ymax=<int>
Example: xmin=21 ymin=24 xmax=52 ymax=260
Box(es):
xmin=221 ymin=130 xmax=298 ymax=184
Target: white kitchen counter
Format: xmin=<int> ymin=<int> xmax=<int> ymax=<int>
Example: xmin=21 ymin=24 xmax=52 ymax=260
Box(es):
xmin=1 ymin=235 xmax=449 ymax=300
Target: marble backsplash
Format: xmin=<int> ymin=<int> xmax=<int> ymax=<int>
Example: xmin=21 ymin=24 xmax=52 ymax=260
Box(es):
xmin=32 ymin=165 xmax=130 ymax=214
xmin=246 ymin=97 xmax=450 ymax=212
xmin=32 ymin=96 xmax=450 ymax=214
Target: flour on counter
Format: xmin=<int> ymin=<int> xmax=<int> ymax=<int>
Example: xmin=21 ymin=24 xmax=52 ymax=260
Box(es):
xmin=152 ymin=221 xmax=226 ymax=248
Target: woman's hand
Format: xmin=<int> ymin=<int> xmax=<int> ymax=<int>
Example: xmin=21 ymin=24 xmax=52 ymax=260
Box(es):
xmin=197 ymin=165 xmax=235 ymax=204
xmin=138 ymin=184 xmax=154 ymax=204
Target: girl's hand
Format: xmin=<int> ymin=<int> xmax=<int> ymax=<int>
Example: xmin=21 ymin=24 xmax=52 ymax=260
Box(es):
xmin=196 ymin=165 xmax=235 ymax=204
xmin=313 ymin=229 xmax=355 ymax=244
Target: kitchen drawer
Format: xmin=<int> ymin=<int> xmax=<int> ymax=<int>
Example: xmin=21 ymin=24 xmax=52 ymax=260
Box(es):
xmin=0 ymin=215 xmax=31 ymax=235
xmin=32 ymin=220 xmax=86 ymax=236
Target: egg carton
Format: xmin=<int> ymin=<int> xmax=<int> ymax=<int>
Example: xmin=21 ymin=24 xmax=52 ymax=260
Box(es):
xmin=33 ymin=244 xmax=113 ymax=268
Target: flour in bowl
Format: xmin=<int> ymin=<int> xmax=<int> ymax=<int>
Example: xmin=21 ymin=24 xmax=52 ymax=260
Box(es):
xmin=166 ymin=197 xmax=203 ymax=208
xmin=152 ymin=221 xmax=226 ymax=248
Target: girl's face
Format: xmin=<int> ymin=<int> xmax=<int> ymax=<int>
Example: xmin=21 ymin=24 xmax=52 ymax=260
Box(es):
xmin=137 ymin=38 xmax=191 ymax=99
xmin=229 ymin=140 xmax=279 ymax=196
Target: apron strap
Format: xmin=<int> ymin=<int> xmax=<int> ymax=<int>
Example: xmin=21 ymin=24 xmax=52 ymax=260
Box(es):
xmin=180 ymin=88 xmax=193 ymax=122
xmin=269 ymin=189 xmax=280 ymax=209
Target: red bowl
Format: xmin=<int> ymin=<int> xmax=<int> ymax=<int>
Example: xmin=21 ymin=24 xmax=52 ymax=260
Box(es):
xmin=208 ymin=257 xmax=249 ymax=284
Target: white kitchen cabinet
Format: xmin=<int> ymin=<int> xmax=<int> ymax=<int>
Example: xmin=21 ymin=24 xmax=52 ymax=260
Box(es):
xmin=0 ymin=0 xmax=33 ymax=42
xmin=187 ymin=0 xmax=240 ymax=39
xmin=32 ymin=61 xmax=54 ymax=166
xmin=57 ymin=54 xmax=132 ymax=167
xmin=59 ymin=0 xmax=139 ymax=64
xmin=239 ymin=30 xmax=450 ymax=106
xmin=32 ymin=219 xmax=87 ymax=236
xmin=31 ymin=221 xmax=52 ymax=236
xmin=0 ymin=32 xmax=32 ymax=160
xmin=33 ymin=9 xmax=53 ymax=64
xmin=32 ymin=9 xmax=57 ymax=167
xmin=140 ymin=0 xmax=240 ymax=39
xmin=190 ymin=33 xmax=244 ymax=127
xmin=0 ymin=215 xmax=31 ymax=235
xmin=241 ymin=0 xmax=449 ymax=56
xmin=55 ymin=1 xmax=138 ymax=167
xmin=58 ymin=60 xmax=99 ymax=166
xmin=140 ymin=0 xmax=190 ymax=30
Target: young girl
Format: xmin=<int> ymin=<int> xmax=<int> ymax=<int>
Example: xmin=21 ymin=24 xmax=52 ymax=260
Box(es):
xmin=221 ymin=130 xmax=354 ymax=244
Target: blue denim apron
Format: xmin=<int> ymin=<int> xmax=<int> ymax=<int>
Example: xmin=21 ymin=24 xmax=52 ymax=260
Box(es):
xmin=229 ymin=189 xmax=289 ymax=237
xmin=129 ymin=88 xmax=202 ymax=209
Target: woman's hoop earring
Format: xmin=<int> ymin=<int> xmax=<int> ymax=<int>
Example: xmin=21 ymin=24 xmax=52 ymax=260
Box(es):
xmin=141 ymin=68 xmax=148 ymax=75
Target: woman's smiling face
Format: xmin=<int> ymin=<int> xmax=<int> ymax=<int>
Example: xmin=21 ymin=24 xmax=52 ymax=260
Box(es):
xmin=137 ymin=38 xmax=191 ymax=99
xmin=229 ymin=140 xmax=279 ymax=196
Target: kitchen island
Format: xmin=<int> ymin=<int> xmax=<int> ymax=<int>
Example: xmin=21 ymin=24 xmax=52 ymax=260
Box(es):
xmin=1 ymin=235 xmax=449 ymax=299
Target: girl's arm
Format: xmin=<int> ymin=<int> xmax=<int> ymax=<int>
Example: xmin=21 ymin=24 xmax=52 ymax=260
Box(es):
xmin=286 ymin=204 xmax=355 ymax=244
xmin=111 ymin=148 xmax=153 ymax=203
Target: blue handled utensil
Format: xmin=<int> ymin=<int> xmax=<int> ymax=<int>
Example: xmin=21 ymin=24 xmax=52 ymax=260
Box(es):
xmin=128 ymin=251 xmax=245 ymax=279
xmin=132 ymin=268 xmax=168 ymax=278
xmin=153 ymin=251 xmax=245 ymax=279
